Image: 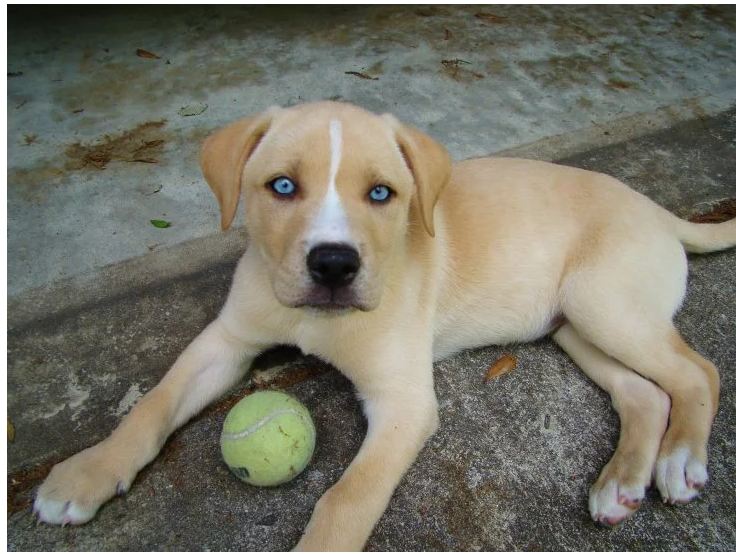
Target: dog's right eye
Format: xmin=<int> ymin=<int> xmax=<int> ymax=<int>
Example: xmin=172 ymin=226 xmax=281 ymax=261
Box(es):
xmin=268 ymin=177 xmax=297 ymax=198
xmin=368 ymin=184 xmax=393 ymax=203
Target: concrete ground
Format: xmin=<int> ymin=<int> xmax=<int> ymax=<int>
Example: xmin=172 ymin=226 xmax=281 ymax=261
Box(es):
xmin=7 ymin=5 xmax=736 ymax=296
xmin=6 ymin=5 xmax=736 ymax=552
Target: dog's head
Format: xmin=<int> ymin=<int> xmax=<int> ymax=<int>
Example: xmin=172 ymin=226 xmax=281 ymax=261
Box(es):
xmin=200 ymin=101 xmax=451 ymax=314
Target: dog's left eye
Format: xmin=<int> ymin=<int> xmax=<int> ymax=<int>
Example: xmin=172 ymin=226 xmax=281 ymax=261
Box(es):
xmin=268 ymin=177 xmax=297 ymax=197
xmin=368 ymin=184 xmax=393 ymax=203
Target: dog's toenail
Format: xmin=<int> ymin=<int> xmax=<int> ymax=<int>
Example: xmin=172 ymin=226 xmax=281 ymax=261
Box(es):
xmin=116 ymin=481 xmax=127 ymax=496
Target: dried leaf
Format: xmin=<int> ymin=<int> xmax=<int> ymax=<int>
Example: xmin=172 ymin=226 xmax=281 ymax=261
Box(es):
xmin=8 ymin=418 xmax=15 ymax=442
xmin=441 ymin=58 xmax=471 ymax=66
xmin=475 ymin=12 xmax=508 ymax=24
xmin=345 ymin=71 xmax=379 ymax=81
xmin=688 ymin=198 xmax=736 ymax=223
xmin=484 ymin=354 xmax=517 ymax=382
xmin=150 ymin=219 xmax=171 ymax=228
xmin=178 ymin=102 xmax=208 ymax=117
xmin=607 ymin=79 xmax=633 ymax=90
xmin=136 ymin=48 xmax=161 ymax=59
xmin=441 ymin=59 xmax=484 ymax=82
xmin=143 ymin=184 xmax=163 ymax=196
xmin=127 ymin=157 xmax=158 ymax=164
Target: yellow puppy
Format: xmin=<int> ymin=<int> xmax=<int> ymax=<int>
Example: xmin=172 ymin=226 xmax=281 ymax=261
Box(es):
xmin=35 ymin=102 xmax=736 ymax=550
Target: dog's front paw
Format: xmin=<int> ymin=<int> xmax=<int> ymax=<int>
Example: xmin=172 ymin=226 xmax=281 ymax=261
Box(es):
xmin=655 ymin=445 xmax=707 ymax=505
xmin=34 ymin=443 xmax=133 ymax=525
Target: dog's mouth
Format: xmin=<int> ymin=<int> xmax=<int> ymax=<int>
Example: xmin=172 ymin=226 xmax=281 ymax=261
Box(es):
xmin=294 ymin=285 xmax=369 ymax=314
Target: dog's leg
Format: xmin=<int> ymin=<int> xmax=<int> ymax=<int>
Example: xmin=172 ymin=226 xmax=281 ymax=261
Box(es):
xmin=34 ymin=317 xmax=261 ymax=525
xmin=653 ymin=332 xmax=719 ymax=502
xmin=576 ymin=325 xmax=718 ymax=504
xmin=563 ymin=293 xmax=719 ymax=506
xmin=601 ymin=330 xmax=717 ymax=505
xmin=553 ymin=323 xmax=670 ymax=525
xmin=295 ymin=365 xmax=438 ymax=551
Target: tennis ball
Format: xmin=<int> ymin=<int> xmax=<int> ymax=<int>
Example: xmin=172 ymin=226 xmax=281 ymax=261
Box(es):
xmin=220 ymin=390 xmax=316 ymax=487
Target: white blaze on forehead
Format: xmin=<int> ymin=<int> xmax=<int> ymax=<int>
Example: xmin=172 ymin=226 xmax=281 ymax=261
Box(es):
xmin=328 ymin=118 xmax=342 ymax=190
xmin=306 ymin=118 xmax=353 ymax=246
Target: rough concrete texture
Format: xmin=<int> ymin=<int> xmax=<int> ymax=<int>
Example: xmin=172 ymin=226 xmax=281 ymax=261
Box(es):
xmin=7 ymin=5 xmax=736 ymax=295
xmin=7 ymin=106 xmax=736 ymax=550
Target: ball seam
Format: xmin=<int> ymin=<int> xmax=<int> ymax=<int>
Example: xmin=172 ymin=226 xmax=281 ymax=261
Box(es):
xmin=221 ymin=408 xmax=312 ymax=441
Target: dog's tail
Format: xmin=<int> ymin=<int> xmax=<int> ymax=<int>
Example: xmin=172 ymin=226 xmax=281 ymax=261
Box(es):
xmin=670 ymin=215 xmax=736 ymax=254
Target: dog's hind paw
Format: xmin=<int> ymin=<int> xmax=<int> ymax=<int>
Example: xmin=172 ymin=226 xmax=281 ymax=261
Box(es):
xmin=656 ymin=446 xmax=707 ymax=505
xmin=589 ymin=478 xmax=645 ymax=526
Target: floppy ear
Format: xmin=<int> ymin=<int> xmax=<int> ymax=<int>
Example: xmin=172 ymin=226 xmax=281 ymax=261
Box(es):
xmin=200 ymin=109 xmax=277 ymax=230
xmin=386 ymin=116 xmax=452 ymax=237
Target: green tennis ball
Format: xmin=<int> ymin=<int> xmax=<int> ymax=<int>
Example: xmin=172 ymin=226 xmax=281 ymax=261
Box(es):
xmin=220 ymin=390 xmax=316 ymax=487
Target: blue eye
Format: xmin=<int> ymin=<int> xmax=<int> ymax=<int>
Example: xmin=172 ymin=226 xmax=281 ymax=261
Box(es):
xmin=368 ymin=184 xmax=393 ymax=203
xmin=269 ymin=176 xmax=297 ymax=197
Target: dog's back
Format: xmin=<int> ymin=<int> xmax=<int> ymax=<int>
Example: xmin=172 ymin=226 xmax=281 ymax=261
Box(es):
xmin=433 ymin=157 xmax=736 ymax=358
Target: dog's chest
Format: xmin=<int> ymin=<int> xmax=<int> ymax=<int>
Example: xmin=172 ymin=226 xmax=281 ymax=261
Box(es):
xmin=288 ymin=316 xmax=349 ymax=362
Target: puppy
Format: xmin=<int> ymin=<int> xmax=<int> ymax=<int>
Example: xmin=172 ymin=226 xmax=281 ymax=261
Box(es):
xmin=34 ymin=101 xmax=736 ymax=550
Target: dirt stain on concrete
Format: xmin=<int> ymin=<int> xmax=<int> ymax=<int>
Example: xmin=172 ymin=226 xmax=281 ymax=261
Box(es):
xmin=65 ymin=120 xmax=167 ymax=170
xmin=7 ymin=456 xmax=62 ymax=514
xmin=55 ymin=53 xmax=267 ymax=113
xmin=576 ymin=95 xmax=594 ymax=109
xmin=8 ymin=120 xmax=169 ymax=204
xmin=419 ymin=458 xmax=514 ymax=550
xmin=517 ymin=54 xmax=613 ymax=88
xmin=8 ymin=166 xmax=67 ymax=199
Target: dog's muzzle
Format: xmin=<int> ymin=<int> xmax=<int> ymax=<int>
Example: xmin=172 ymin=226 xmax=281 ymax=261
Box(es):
xmin=302 ymin=243 xmax=363 ymax=311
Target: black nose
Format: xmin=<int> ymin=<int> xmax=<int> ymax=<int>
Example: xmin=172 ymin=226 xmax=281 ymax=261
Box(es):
xmin=307 ymin=244 xmax=360 ymax=289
